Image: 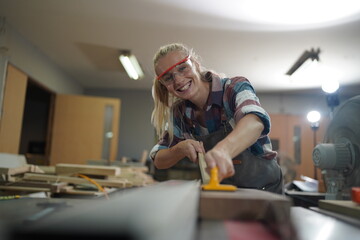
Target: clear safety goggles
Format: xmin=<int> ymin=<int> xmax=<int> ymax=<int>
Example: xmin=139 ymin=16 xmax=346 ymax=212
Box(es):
xmin=157 ymin=56 xmax=193 ymax=85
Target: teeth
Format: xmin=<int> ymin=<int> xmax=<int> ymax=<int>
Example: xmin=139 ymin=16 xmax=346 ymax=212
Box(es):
xmin=179 ymin=82 xmax=191 ymax=91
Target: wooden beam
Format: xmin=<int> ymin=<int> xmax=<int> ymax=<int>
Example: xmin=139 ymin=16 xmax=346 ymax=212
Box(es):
xmin=23 ymin=173 xmax=131 ymax=188
xmin=55 ymin=163 xmax=121 ymax=176
xmin=319 ymin=200 xmax=360 ymax=220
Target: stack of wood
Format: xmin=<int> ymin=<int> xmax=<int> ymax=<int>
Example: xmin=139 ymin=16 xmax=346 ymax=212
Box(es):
xmin=0 ymin=153 xmax=155 ymax=197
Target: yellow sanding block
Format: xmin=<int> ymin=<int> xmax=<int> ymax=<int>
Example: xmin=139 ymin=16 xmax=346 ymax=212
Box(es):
xmin=201 ymin=166 xmax=237 ymax=191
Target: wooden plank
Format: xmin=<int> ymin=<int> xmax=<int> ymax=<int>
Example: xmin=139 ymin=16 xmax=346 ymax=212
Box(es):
xmin=23 ymin=173 xmax=131 ymax=188
xmin=55 ymin=163 xmax=121 ymax=176
xmin=87 ymin=159 xmax=149 ymax=171
xmin=0 ymin=164 xmax=44 ymax=178
xmin=319 ymin=200 xmax=360 ymax=220
xmin=0 ymin=186 xmax=51 ymax=192
xmin=0 ymin=181 xmax=66 ymax=193
xmin=60 ymin=186 xmax=116 ymax=196
xmin=109 ymin=171 xmax=156 ymax=187
xmin=0 ymin=166 xmax=31 ymax=175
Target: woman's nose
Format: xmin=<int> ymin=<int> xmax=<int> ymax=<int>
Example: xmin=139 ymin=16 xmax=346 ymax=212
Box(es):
xmin=173 ymin=72 xmax=185 ymax=82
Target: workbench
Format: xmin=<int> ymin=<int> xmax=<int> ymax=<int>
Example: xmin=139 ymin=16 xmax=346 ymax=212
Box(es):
xmin=1 ymin=181 xmax=359 ymax=240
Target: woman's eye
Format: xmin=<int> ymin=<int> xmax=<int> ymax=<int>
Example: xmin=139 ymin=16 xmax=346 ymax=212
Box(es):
xmin=164 ymin=76 xmax=172 ymax=82
xmin=178 ymin=66 xmax=187 ymax=72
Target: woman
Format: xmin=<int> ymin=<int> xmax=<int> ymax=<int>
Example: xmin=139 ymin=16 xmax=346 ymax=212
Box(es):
xmin=150 ymin=43 xmax=283 ymax=194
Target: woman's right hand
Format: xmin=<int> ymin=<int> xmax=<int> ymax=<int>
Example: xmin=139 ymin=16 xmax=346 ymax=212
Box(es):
xmin=172 ymin=139 xmax=205 ymax=163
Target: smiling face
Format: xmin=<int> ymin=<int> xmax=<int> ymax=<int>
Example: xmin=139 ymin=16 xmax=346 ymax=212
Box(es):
xmin=155 ymin=50 xmax=209 ymax=107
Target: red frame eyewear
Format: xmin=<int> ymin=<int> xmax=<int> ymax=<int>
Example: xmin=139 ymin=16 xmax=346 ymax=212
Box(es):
xmin=156 ymin=56 xmax=190 ymax=81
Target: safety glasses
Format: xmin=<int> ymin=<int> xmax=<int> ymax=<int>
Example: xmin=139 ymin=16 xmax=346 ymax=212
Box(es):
xmin=157 ymin=56 xmax=193 ymax=85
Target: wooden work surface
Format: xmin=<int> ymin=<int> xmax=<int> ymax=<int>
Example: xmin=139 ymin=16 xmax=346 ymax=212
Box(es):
xmin=200 ymin=188 xmax=294 ymax=240
xmin=200 ymin=188 xmax=291 ymax=220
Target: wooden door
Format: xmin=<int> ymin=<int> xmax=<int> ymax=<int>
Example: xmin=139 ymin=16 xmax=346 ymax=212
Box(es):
xmin=49 ymin=94 xmax=120 ymax=165
xmin=0 ymin=64 xmax=28 ymax=153
xmin=269 ymin=113 xmax=329 ymax=181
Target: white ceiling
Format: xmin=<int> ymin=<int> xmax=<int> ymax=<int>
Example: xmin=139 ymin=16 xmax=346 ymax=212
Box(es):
xmin=1 ymin=0 xmax=360 ymax=93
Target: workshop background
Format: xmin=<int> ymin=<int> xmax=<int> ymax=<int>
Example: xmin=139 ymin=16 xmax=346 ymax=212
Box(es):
xmin=0 ymin=0 xmax=360 ymax=183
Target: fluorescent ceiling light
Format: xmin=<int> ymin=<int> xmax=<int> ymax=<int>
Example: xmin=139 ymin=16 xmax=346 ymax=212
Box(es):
xmin=119 ymin=52 xmax=144 ymax=80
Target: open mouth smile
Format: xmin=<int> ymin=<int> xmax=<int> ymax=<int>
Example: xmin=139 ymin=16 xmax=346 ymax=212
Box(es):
xmin=176 ymin=80 xmax=192 ymax=92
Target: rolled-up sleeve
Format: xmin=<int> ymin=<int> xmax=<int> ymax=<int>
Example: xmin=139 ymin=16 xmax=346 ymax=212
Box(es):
xmin=225 ymin=77 xmax=271 ymax=136
xmin=149 ymin=122 xmax=186 ymax=161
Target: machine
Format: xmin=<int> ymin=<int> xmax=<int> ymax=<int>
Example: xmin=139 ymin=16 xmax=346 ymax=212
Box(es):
xmin=312 ymin=95 xmax=360 ymax=200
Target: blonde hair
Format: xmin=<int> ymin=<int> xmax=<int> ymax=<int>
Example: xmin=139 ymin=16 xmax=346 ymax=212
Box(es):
xmin=151 ymin=43 xmax=203 ymax=142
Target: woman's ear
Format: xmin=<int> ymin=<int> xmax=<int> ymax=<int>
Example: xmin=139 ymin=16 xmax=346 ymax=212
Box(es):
xmin=193 ymin=59 xmax=201 ymax=73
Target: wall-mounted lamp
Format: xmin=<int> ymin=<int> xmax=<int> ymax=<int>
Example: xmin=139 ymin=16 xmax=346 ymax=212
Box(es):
xmin=322 ymin=79 xmax=340 ymax=119
xmin=119 ymin=51 xmax=144 ymax=80
xmin=307 ymin=110 xmax=321 ymax=180
xmin=286 ymin=48 xmax=321 ymax=77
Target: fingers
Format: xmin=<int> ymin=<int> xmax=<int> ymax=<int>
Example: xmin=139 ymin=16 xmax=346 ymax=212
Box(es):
xmin=205 ymin=149 xmax=235 ymax=181
xmin=178 ymin=140 xmax=204 ymax=163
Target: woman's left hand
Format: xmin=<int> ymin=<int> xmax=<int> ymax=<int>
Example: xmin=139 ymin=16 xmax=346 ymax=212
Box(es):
xmin=205 ymin=148 xmax=235 ymax=181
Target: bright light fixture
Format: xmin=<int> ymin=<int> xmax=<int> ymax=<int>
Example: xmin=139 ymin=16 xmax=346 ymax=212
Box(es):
xmin=307 ymin=111 xmax=321 ymax=123
xmin=238 ymin=0 xmax=360 ymax=25
xmin=177 ymin=0 xmax=360 ymax=29
xmin=322 ymin=79 xmax=339 ymax=93
xmin=119 ymin=52 xmax=144 ymax=80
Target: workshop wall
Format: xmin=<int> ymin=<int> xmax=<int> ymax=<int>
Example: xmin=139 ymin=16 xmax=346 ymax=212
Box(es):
xmin=1 ymin=23 xmax=82 ymax=95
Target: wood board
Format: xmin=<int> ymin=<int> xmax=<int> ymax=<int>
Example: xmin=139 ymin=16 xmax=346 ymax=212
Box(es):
xmin=23 ymin=173 xmax=132 ymax=188
xmin=319 ymin=200 xmax=360 ymax=220
xmin=55 ymin=163 xmax=121 ymax=176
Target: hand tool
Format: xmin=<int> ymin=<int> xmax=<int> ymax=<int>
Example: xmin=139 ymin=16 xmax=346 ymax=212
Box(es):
xmin=198 ymin=152 xmax=237 ymax=191
xmin=198 ymin=152 xmax=210 ymax=184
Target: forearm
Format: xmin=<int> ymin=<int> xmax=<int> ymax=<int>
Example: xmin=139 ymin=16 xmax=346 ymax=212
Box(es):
xmin=153 ymin=147 xmax=184 ymax=169
xmin=153 ymin=139 xmax=205 ymax=169
xmin=215 ymin=113 xmax=264 ymax=158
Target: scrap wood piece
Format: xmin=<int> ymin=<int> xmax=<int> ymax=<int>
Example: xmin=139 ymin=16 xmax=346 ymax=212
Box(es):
xmin=0 ymin=185 xmax=51 ymax=192
xmin=109 ymin=171 xmax=156 ymax=187
xmin=120 ymin=166 xmax=149 ymax=173
xmin=23 ymin=173 xmax=132 ymax=188
xmin=38 ymin=166 xmax=56 ymax=174
xmin=0 ymin=164 xmax=44 ymax=176
xmin=55 ymin=164 xmax=121 ymax=177
xmin=1 ymin=181 xmax=67 ymax=193
xmin=60 ymin=186 xmax=116 ymax=196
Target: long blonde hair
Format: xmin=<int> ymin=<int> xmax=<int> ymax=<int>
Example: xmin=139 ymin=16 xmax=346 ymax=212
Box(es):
xmin=151 ymin=43 xmax=203 ymax=142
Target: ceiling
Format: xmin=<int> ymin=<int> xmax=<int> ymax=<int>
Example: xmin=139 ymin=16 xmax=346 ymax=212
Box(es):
xmin=1 ymin=0 xmax=360 ymax=93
